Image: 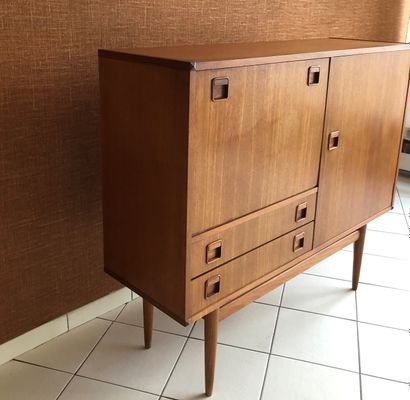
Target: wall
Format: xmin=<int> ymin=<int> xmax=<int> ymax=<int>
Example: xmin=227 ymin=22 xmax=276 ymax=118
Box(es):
xmin=1 ymin=0 xmax=409 ymax=345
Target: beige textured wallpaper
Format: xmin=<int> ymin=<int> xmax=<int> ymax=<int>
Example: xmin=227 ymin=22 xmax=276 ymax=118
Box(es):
xmin=0 ymin=0 xmax=409 ymax=344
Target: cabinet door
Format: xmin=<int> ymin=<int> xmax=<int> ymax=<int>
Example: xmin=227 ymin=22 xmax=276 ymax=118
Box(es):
xmin=188 ymin=59 xmax=329 ymax=235
xmin=314 ymin=51 xmax=410 ymax=246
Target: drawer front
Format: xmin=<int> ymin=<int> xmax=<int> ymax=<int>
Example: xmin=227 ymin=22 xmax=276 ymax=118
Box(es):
xmin=190 ymin=189 xmax=317 ymax=278
xmin=189 ymin=222 xmax=314 ymax=316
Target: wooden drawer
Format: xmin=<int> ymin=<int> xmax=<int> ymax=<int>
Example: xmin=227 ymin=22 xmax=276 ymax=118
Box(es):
xmin=189 ymin=222 xmax=314 ymax=316
xmin=189 ymin=189 xmax=317 ymax=278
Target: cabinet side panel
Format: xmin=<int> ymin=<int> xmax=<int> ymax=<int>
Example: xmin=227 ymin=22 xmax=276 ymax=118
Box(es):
xmin=99 ymin=57 xmax=189 ymax=322
xmin=314 ymin=51 xmax=410 ymax=246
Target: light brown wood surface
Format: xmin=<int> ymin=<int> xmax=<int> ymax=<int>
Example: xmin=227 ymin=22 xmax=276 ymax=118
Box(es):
xmin=189 ymin=223 xmax=314 ymax=317
xmin=100 ymin=38 xmax=410 ymax=71
xmin=99 ymin=57 xmax=190 ymax=323
xmin=218 ymin=230 xmax=360 ymax=321
xmin=314 ymin=51 xmax=410 ymax=246
xmin=204 ymin=309 xmax=219 ymax=396
xmin=143 ymin=299 xmax=153 ymax=349
xmin=188 ymin=59 xmax=328 ymax=235
xmin=190 ymin=189 xmax=317 ymax=278
xmin=99 ymin=40 xmax=409 ymax=396
xmin=352 ymin=225 xmax=367 ymax=290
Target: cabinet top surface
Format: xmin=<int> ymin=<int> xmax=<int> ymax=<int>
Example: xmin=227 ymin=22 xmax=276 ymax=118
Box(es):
xmin=99 ymin=38 xmax=410 ymax=70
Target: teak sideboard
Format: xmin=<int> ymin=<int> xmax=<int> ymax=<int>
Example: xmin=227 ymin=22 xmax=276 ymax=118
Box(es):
xmin=98 ymin=38 xmax=410 ymax=396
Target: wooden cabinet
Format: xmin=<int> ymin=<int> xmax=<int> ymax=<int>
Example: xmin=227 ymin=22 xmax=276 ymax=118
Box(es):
xmin=98 ymin=39 xmax=410 ymax=396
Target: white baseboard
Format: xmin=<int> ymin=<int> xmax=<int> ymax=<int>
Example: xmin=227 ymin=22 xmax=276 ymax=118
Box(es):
xmin=0 ymin=287 xmax=134 ymax=366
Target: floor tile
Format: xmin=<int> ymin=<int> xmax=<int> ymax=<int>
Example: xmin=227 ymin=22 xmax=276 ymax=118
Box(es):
xmin=163 ymin=339 xmax=267 ymax=400
xmin=305 ymin=251 xmax=353 ymax=281
xmin=390 ymin=191 xmax=404 ymax=214
xmin=0 ymin=360 xmax=71 ymax=400
xmin=361 ymin=375 xmax=410 ymax=400
xmin=367 ymin=212 xmax=408 ymax=234
xmin=361 ymin=230 xmax=410 ymax=261
xmin=359 ymin=323 xmax=410 ymax=383
xmin=400 ymin=195 xmax=410 ymax=223
xmin=98 ymin=305 xmax=126 ymax=321
xmin=191 ymin=302 xmax=278 ymax=352
xmin=282 ymin=274 xmax=356 ymax=319
xmin=78 ymin=322 xmax=186 ymax=394
xmin=359 ymin=254 xmax=410 ymax=291
xmin=117 ymin=298 xmax=192 ymax=337
xmin=357 ymin=284 xmax=410 ymax=330
xmin=255 ymin=284 xmax=284 ymax=306
xmin=272 ymin=308 xmax=359 ymax=371
xmin=16 ymin=319 xmax=111 ymax=373
xmin=68 ymin=288 xmax=131 ymax=329
xmin=59 ymin=376 xmax=158 ymax=400
xmin=0 ymin=314 xmax=67 ymax=366
xmin=397 ymin=174 xmax=410 ymax=198
xmin=261 ymin=355 xmax=360 ymax=400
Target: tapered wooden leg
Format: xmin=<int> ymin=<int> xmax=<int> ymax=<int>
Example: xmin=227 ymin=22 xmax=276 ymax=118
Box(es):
xmin=204 ymin=308 xmax=219 ymax=397
xmin=143 ymin=299 xmax=153 ymax=349
xmin=352 ymin=225 xmax=367 ymax=290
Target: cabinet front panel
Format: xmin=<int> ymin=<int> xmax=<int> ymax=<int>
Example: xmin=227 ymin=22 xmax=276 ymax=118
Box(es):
xmin=190 ymin=189 xmax=317 ymax=278
xmin=189 ymin=222 xmax=314 ymax=317
xmin=314 ymin=51 xmax=410 ymax=246
xmin=188 ymin=59 xmax=329 ymax=235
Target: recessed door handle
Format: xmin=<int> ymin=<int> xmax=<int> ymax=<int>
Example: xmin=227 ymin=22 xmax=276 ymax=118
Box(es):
xmin=295 ymin=202 xmax=308 ymax=223
xmin=328 ymin=130 xmax=340 ymax=150
xmin=205 ymin=275 xmax=221 ymax=298
xmin=206 ymin=240 xmax=223 ymax=264
xmin=293 ymin=232 xmax=305 ymax=252
xmin=211 ymin=77 xmax=229 ymax=101
xmin=307 ymin=66 xmax=320 ymax=86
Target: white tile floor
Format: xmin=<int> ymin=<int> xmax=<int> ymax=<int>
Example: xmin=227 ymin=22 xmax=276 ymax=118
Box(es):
xmin=1 ymin=174 xmax=409 ymax=400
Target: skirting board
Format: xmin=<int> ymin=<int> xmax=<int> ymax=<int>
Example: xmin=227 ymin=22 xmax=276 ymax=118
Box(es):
xmin=0 ymin=288 xmax=138 ymax=366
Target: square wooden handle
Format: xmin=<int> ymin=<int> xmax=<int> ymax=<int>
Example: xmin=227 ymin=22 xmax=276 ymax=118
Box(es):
xmin=293 ymin=232 xmax=305 ymax=252
xmin=295 ymin=202 xmax=308 ymax=223
xmin=206 ymin=240 xmax=223 ymax=264
xmin=205 ymin=275 xmax=221 ymax=298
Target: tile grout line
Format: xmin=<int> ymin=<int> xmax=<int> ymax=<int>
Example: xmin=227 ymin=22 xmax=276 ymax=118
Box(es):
xmin=157 ymin=321 xmax=195 ymax=398
xmin=258 ymin=284 xmax=286 ymax=400
xmin=397 ymin=188 xmax=410 ymax=231
xmin=342 ymin=247 xmax=409 ymax=263
xmin=367 ymin=227 xmax=408 ymax=236
xmin=360 ymin=372 xmax=410 ymax=386
xmin=269 ymin=352 xmax=360 ymax=375
xmin=12 ymin=359 xmax=73 ymax=375
xmin=55 ymin=319 xmax=115 ymax=400
xmin=14 ymin=358 xmax=163 ymax=398
xmin=300 ymin=272 xmax=410 ymax=293
xmin=254 ymin=303 xmax=409 ymax=333
xmin=355 ymin=290 xmax=363 ymax=400
xmin=74 ymin=373 xmax=162 ymax=398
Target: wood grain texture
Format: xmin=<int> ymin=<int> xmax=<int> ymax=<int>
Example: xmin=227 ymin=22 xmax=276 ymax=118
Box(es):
xmin=218 ymin=230 xmax=360 ymax=321
xmin=189 ymin=223 xmax=314 ymax=317
xmin=188 ymin=59 xmax=328 ymax=235
xmin=101 ymin=39 xmax=410 ymax=71
xmin=314 ymin=51 xmax=410 ymax=246
xmin=143 ymin=299 xmax=154 ymax=349
xmin=190 ymin=189 xmax=317 ymax=278
xmin=99 ymin=57 xmax=190 ymax=322
xmin=352 ymin=225 xmax=367 ymax=291
xmin=204 ymin=309 xmax=219 ymax=397
xmin=1 ymin=0 xmax=409 ymax=344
